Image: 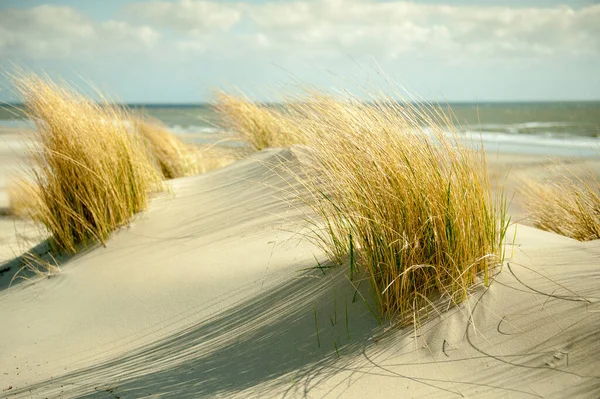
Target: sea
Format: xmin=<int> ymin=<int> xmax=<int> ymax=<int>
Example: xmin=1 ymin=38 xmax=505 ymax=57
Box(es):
xmin=1 ymin=102 xmax=599 ymax=158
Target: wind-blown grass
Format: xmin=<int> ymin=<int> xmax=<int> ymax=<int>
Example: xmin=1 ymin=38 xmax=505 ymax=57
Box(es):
xmin=135 ymin=118 xmax=200 ymax=179
xmin=7 ymin=179 xmax=37 ymax=218
xmin=13 ymin=74 xmax=162 ymax=254
xmin=194 ymin=144 xmax=246 ymax=174
xmin=214 ymin=92 xmax=300 ymax=150
xmin=522 ymin=170 xmax=600 ymax=241
xmin=219 ymin=90 xmax=509 ymax=320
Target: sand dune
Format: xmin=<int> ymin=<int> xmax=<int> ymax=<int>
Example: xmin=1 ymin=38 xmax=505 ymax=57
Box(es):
xmin=1 ymin=146 xmax=599 ymax=398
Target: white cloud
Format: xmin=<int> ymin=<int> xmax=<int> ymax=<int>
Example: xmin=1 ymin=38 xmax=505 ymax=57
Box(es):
xmin=0 ymin=5 xmax=160 ymax=59
xmin=125 ymin=0 xmax=242 ymax=35
xmin=2 ymin=0 xmax=599 ymax=63
xmin=246 ymin=0 xmax=600 ymax=59
xmin=99 ymin=21 xmax=160 ymax=49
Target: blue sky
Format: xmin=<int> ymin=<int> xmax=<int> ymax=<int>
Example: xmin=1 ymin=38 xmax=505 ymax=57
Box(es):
xmin=1 ymin=0 xmax=599 ymax=103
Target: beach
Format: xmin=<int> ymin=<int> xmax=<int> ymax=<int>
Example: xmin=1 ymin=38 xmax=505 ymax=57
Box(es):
xmin=0 ymin=122 xmax=599 ymax=398
xmin=2 ymin=0 xmax=600 ymax=395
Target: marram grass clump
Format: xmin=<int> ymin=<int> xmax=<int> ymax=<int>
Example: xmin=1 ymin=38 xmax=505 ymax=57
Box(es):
xmin=214 ymin=92 xmax=300 ymax=150
xmin=219 ymin=90 xmax=509 ymax=320
xmin=14 ymin=74 xmax=162 ymax=254
xmin=522 ymin=171 xmax=600 ymax=241
xmin=134 ymin=118 xmax=200 ymax=179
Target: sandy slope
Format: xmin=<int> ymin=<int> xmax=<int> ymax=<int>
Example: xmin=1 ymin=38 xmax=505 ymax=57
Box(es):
xmin=0 ymin=145 xmax=599 ymax=398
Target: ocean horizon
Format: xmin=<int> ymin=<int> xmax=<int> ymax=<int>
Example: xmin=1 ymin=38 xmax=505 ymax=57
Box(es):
xmin=2 ymin=101 xmax=600 ymax=158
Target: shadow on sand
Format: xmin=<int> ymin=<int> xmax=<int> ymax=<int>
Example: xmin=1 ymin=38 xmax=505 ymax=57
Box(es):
xmin=8 ymin=265 xmax=390 ymax=398
xmin=0 ymin=238 xmax=76 ymax=292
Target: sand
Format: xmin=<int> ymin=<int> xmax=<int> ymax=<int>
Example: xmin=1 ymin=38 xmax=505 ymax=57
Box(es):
xmin=0 ymin=130 xmax=599 ymax=398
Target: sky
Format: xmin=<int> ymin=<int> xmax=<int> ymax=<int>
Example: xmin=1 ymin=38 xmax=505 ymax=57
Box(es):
xmin=0 ymin=0 xmax=599 ymax=103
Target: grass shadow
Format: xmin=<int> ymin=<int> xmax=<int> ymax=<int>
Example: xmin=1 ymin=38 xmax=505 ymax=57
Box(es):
xmin=0 ymin=238 xmax=75 ymax=292
xmin=6 ymin=264 xmax=386 ymax=398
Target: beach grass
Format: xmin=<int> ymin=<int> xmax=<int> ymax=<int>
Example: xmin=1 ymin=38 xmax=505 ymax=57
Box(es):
xmin=134 ymin=118 xmax=200 ymax=179
xmin=7 ymin=179 xmax=38 ymax=218
xmin=214 ymin=92 xmax=301 ymax=150
xmin=522 ymin=171 xmax=600 ymax=241
xmin=194 ymin=144 xmax=245 ymax=173
xmin=219 ymin=90 xmax=509 ymax=320
xmin=13 ymin=74 xmax=162 ymax=254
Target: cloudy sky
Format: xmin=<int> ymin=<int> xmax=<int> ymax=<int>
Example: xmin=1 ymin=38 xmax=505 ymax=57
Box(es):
xmin=0 ymin=0 xmax=599 ymax=103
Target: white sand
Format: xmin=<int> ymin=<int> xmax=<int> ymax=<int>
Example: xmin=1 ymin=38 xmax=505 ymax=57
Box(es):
xmin=0 ymin=143 xmax=599 ymax=398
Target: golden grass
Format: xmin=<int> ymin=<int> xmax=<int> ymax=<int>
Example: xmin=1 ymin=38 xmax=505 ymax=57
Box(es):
xmin=7 ymin=179 xmax=38 ymax=218
xmin=13 ymin=74 xmax=162 ymax=254
xmin=522 ymin=170 xmax=600 ymax=241
xmin=220 ymin=90 xmax=509 ymax=320
xmin=214 ymin=92 xmax=300 ymax=150
xmin=135 ymin=118 xmax=200 ymax=179
xmin=193 ymin=144 xmax=245 ymax=173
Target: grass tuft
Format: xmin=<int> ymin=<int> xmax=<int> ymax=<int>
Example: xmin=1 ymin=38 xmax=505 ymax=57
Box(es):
xmin=193 ymin=144 xmax=245 ymax=174
xmin=219 ymin=89 xmax=508 ymax=321
xmin=13 ymin=73 xmax=162 ymax=254
xmin=214 ymin=92 xmax=301 ymax=150
xmin=521 ymin=170 xmax=600 ymax=241
xmin=7 ymin=179 xmax=38 ymax=218
xmin=134 ymin=118 xmax=200 ymax=179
